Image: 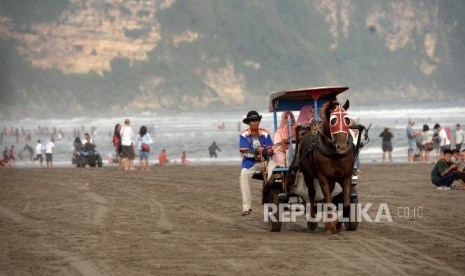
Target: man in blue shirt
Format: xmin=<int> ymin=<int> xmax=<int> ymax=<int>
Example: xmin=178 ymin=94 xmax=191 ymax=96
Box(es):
xmin=239 ymin=111 xmax=273 ymax=216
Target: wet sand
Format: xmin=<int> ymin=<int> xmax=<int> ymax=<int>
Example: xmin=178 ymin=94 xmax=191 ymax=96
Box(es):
xmin=0 ymin=164 xmax=464 ymax=275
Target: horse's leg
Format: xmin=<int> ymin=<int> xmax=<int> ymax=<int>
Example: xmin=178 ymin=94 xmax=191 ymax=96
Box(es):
xmin=318 ymin=176 xmax=337 ymax=234
xmin=334 ymin=180 xmax=343 ymax=233
xmin=306 ymin=177 xmax=317 ymax=231
xmin=336 ymin=178 xmax=352 ymax=232
xmin=342 ymin=175 xmax=352 ymax=227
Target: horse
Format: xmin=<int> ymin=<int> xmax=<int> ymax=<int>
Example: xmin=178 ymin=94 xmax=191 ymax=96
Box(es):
xmin=298 ymin=99 xmax=354 ymax=234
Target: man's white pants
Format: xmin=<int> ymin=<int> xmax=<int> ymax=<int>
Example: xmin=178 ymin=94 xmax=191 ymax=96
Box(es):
xmin=239 ymin=162 xmax=275 ymax=212
xmin=239 ymin=163 xmax=261 ymax=212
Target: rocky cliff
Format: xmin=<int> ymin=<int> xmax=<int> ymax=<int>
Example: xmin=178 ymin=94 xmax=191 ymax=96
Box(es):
xmin=0 ymin=0 xmax=464 ymax=118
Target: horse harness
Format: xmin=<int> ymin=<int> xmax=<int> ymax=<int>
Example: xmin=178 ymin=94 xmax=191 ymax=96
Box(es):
xmin=290 ymin=121 xmax=366 ymax=175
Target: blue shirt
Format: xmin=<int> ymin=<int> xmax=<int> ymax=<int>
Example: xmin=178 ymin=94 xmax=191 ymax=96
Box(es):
xmin=406 ymin=127 xmax=415 ymax=142
xmin=136 ymin=133 xmax=153 ymax=150
xmin=239 ymin=128 xmax=273 ymax=169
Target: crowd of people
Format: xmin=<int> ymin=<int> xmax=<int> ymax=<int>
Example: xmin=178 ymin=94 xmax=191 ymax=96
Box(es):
xmin=0 ymin=119 xmax=204 ymax=169
xmin=377 ymin=120 xmax=464 ymax=164
xmin=111 ymin=119 xmax=196 ymax=172
xmin=112 ymin=119 xmax=154 ymax=172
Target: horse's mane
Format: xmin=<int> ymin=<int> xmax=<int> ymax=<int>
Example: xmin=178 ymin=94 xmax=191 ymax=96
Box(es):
xmin=319 ymin=100 xmax=339 ymax=135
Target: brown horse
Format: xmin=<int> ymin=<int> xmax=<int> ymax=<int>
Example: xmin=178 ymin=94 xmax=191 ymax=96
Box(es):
xmin=298 ymin=100 xmax=354 ymax=234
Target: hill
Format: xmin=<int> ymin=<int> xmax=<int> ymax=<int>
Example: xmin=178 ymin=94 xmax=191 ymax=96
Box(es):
xmin=1 ymin=0 xmax=464 ymax=118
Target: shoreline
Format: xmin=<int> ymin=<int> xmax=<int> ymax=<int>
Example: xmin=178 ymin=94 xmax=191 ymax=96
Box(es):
xmin=4 ymin=158 xmax=436 ymax=169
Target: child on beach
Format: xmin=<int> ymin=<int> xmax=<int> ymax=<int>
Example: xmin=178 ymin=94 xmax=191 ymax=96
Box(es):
xmin=158 ymin=149 xmax=168 ymax=165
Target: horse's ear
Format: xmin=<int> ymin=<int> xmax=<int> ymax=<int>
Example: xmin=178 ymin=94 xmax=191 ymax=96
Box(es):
xmin=343 ymin=99 xmax=350 ymax=110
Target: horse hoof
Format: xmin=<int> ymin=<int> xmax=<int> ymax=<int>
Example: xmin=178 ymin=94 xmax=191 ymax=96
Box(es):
xmin=336 ymin=222 xmax=342 ymax=233
xmin=307 ymin=221 xmax=318 ymax=231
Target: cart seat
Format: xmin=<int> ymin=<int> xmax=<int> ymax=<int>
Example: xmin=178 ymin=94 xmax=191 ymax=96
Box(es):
xmin=272 ymin=167 xmax=289 ymax=173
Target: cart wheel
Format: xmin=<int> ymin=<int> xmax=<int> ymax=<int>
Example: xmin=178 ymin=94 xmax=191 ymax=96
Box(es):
xmin=97 ymin=156 xmax=103 ymax=167
xmin=344 ymin=186 xmax=359 ymax=231
xmin=268 ymin=188 xmax=282 ymax=232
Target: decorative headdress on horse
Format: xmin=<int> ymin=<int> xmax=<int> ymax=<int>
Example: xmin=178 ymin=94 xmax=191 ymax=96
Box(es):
xmin=329 ymin=103 xmax=350 ymax=138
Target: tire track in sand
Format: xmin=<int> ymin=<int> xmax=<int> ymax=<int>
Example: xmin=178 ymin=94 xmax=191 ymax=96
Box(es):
xmin=348 ymin=237 xmax=410 ymax=275
xmin=388 ymin=222 xmax=465 ymax=247
xmin=83 ymin=191 xmax=109 ymax=226
xmin=120 ymin=188 xmax=173 ymax=233
xmin=186 ymin=206 xmax=265 ymax=232
xmin=358 ymin=230 xmax=462 ymax=276
xmin=0 ymin=206 xmax=109 ymax=275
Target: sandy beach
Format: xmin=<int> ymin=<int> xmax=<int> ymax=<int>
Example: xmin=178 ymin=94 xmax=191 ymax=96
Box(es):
xmin=1 ymin=163 xmax=464 ymax=275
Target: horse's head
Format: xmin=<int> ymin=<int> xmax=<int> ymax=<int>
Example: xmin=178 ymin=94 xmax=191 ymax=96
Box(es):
xmin=322 ymin=100 xmax=351 ymax=154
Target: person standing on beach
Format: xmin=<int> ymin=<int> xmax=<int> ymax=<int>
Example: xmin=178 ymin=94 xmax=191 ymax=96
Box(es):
xmin=112 ymin=124 xmax=123 ymax=170
xmin=21 ymin=144 xmax=34 ymax=163
xmin=455 ymin=124 xmax=464 ymax=151
xmin=239 ymin=111 xmax=273 ymax=216
xmin=421 ymin=124 xmax=434 ymax=163
xmin=406 ymin=119 xmax=421 ymax=163
xmin=431 ymin=149 xmax=465 ymax=190
xmin=3 ymin=146 xmax=10 ymax=164
xmin=33 ymin=139 xmax=43 ymax=167
xmin=208 ymin=141 xmax=221 ymax=158
xmin=7 ymin=145 xmax=16 ymax=166
xmin=45 ymin=140 xmax=54 ymax=168
xmin=379 ymin=128 xmax=393 ymax=162
xmin=136 ymin=126 xmax=153 ymax=171
xmin=181 ymin=150 xmax=187 ymax=165
xmin=120 ymin=119 xmax=135 ymax=172
xmin=433 ymin=123 xmax=451 ymax=159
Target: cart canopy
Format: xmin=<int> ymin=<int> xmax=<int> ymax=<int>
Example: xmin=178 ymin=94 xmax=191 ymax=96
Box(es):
xmin=269 ymin=86 xmax=348 ymax=112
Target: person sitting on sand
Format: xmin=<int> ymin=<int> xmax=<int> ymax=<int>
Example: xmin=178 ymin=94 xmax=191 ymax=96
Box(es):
xmin=431 ymin=149 xmax=465 ymax=190
xmin=456 ymin=149 xmax=465 ymax=188
xmin=158 ymin=149 xmax=168 ymax=165
xmin=0 ymin=158 xmax=10 ymax=168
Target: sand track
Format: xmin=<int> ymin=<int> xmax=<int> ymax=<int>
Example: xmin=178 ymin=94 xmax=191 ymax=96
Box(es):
xmin=0 ymin=164 xmax=464 ymax=275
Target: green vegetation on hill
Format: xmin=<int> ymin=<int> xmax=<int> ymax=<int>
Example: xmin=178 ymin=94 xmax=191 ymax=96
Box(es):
xmin=0 ymin=0 xmax=464 ymax=118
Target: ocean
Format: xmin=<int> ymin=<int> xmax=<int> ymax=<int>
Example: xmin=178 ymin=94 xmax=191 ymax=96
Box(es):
xmin=1 ymin=101 xmax=464 ymax=167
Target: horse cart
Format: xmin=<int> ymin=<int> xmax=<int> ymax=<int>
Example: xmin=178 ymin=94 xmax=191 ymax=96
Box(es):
xmin=261 ymin=86 xmax=369 ymax=233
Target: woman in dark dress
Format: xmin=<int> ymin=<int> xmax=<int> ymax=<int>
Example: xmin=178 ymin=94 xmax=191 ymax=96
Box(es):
xmin=113 ymin=124 xmax=123 ymax=169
